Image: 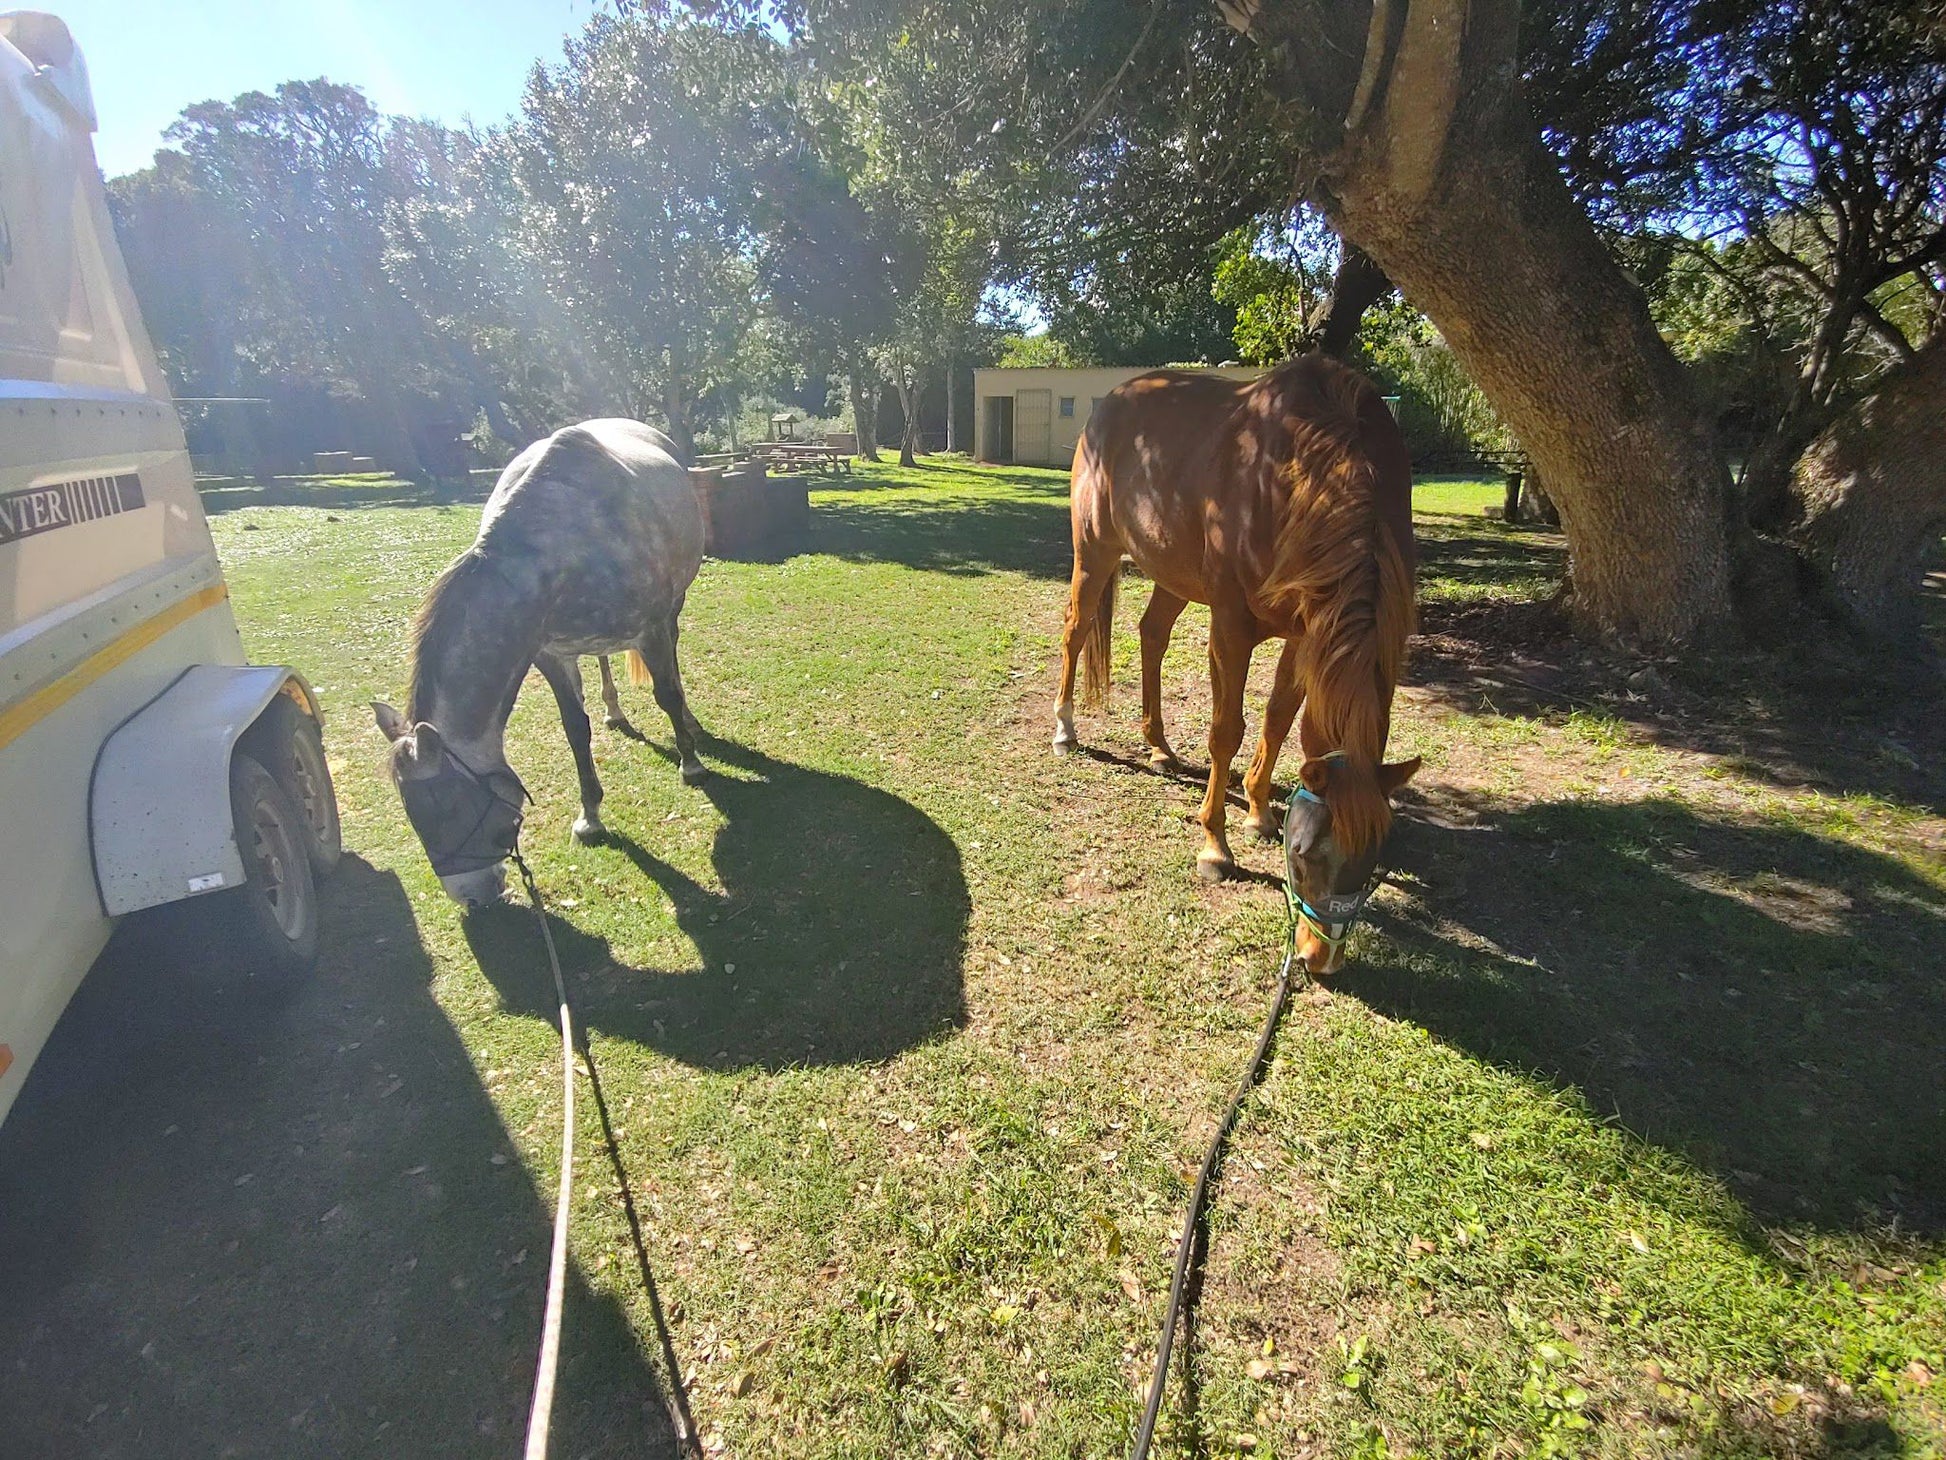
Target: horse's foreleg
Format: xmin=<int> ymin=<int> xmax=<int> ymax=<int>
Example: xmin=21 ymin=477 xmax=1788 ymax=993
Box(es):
xmin=1243 ymin=636 xmax=1302 ymax=841
xmin=1053 ymin=550 xmax=1118 ymax=753
xmin=534 ymin=652 xmax=606 ymax=843
xmin=1138 ymin=586 xmax=1187 ymax=770
xmin=596 ymin=655 xmax=634 ymax=732
xmin=1197 ymin=603 xmax=1256 ymax=881
xmin=637 ymin=620 xmax=705 ymax=785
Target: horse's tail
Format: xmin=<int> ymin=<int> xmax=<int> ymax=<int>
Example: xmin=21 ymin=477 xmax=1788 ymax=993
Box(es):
xmin=1081 ymin=569 xmax=1117 ymax=709
xmin=626 ymin=649 xmax=652 ymax=687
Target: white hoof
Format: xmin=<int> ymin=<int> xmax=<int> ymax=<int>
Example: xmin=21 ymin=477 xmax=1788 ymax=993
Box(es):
xmin=1052 ymin=718 xmax=1078 ymax=754
xmin=571 ymin=814 xmax=607 ymax=844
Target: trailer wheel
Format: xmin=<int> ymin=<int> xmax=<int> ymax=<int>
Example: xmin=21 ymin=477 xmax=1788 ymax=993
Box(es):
xmin=250 ymin=696 xmax=342 ymax=878
xmin=216 ymin=752 xmax=319 ymax=985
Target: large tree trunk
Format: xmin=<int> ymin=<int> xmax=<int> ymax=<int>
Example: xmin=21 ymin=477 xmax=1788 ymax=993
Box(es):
xmin=1785 ymin=336 xmax=1946 ymax=646
xmin=945 ymin=356 xmax=957 ymax=452
xmin=1308 ymin=242 xmax=1392 ymax=358
xmin=894 ymin=375 xmax=920 ymax=467
xmin=847 ymin=365 xmax=882 ymax=462
xmin=1225 ymin=0 xmax=1737 ymax=645
xmin=661 ymin=377 xmax=696 ymax=463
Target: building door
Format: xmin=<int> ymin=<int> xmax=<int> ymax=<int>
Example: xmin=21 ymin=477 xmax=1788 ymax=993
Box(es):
xmin=983 ymin=396 xmax=1014 ymax=463
xmin=1015 ymin=389 xmax=1053 ymax=466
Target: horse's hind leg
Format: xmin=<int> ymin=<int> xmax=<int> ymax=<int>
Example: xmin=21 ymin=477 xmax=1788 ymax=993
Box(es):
xmin=1138 ymin=586 xmax=1187 ymax=771
xmin=534 ymin=651 xmax=607 ymax=843
xmin=637 ymin=619 xmax=706 ymax=786
xmin=596 ymin=655 xmax=635 ymax=733
xmin=1242 ymin=636 xmax=1302 ymax=840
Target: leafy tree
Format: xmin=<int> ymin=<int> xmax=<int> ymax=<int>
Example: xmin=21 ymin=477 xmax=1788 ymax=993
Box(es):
xmin=382 ymin=120 xmax=609 ymax=448
xmin=1212 ymin=214 xmax=1339 ymax=364
xmin=509 ymin=15 xmax=777 ymax=458
xmin=110 ymin=80 xmax=470 ymax=474
xmin=765 ymin=0 xmax=1945 ymax=647
xmin=994 ymin=333 xmax=1081 ymax=368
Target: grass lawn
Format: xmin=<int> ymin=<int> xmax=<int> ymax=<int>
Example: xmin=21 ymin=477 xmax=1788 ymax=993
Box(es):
xmin=1 ymin=459 xmax=1940 ymax=1459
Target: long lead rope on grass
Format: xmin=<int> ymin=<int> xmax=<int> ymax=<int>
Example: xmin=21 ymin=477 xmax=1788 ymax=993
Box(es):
xmin=512 ymin=849 xmax=699 ymax=1460
xmin=1129 ymin=937 xmax=1303 ymax=1460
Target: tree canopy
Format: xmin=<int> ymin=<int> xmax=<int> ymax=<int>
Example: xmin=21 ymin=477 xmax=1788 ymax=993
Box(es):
xmin=105 ymin=0 xmax=1943 ymax=644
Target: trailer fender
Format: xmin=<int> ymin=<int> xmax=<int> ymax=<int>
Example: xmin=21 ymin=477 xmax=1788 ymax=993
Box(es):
xmin=89 ymin=665 xmax=322 ymax=917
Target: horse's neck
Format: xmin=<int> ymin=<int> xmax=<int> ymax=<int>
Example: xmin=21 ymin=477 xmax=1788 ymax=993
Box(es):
xmin=409 ymin=557 xmax=544 ymax=766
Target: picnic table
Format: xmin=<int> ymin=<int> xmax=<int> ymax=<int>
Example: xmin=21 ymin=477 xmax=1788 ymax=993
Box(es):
xmin=747 ymin=440 xmax=853 ymax=475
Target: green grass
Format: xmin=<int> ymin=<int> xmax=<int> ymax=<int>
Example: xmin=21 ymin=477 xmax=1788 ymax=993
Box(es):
xmin=19 ymin=457 xmax=1941 ymax=1458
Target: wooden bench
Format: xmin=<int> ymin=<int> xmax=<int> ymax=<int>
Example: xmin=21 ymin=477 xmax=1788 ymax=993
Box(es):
xmin=748 ymin=441 xmax=852 ymax=475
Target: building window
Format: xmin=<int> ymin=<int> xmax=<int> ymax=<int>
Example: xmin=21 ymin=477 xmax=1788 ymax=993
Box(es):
xmin=1058 ymin=396 xmax=1075 ymax=417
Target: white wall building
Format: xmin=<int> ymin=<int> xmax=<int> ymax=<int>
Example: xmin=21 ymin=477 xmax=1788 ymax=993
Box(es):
xmin=972 ymin=365 xmax=1262 ymax=469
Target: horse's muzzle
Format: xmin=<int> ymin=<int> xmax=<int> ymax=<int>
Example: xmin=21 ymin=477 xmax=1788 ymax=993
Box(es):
xmin=441 ymin=862 xmax=509 ymax=908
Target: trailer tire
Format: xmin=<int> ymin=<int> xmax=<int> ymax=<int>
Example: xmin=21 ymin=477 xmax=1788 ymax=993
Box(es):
xmin=216 ymin=752 xmax=319 ymax=986
xmin=249 ymin=696 xmax=342 ymax=878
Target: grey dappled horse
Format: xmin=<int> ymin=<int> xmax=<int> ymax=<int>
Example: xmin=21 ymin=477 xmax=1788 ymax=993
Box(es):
xmin=374 ymin=419 xmax=706 ymax=906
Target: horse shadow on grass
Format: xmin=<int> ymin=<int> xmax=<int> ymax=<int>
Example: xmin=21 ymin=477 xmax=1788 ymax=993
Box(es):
xmin=463 ymin=738 xmax=969 ymax=1071
xmin=1352 ymin=789 xmax=1946 ymax=1237
xmin=0 ymin=855 xmax=678 ymax=1459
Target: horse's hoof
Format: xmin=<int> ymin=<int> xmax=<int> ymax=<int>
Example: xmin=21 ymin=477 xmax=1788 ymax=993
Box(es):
xmin=681 ymin=760 xmax=709 ymax=786
xmin=1195 ymin=851 xmax=1237 ymax=883
xmin=1244 ymin=814 xmax=1281 ymax=844
xmin=1052 ymin=722 xmax=1078 ymax=754
xmin=1147 ymin=749 xmax=1181 ymax=773
xmin=572 ymin=815 xmax=608 ymax=845
xmin=604 ymin=714 xmax=632 ymax=731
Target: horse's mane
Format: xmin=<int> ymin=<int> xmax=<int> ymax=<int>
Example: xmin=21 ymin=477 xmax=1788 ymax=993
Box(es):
xmin=406 ymin=548 xmax=497 ymax=722
xmin=1258 ymin=360 xmax=1415 ymax=860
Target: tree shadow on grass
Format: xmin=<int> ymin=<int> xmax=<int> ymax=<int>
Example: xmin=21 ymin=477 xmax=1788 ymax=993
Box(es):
xmin=1350 ymin=790 xmax=1946 ymax=1236
xmin=1406 ymin=518 xmax=1946 ymax=815
xmin=802 ymin=485 xmax=1073 ymax=579
xmin=462 ymin=739 xmax=969 ymax=1070
xmin=0 ymin=856 xmax=676 ymax=1459
xmin=197 ymin=475 xmax=492 ymax=516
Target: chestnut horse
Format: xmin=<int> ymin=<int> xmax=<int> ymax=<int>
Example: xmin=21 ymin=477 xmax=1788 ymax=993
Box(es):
xmin=1052 ymin=354 xmax=1420 ymax=973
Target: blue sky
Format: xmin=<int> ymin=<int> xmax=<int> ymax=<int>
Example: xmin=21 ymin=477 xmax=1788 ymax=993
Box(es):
xmin=54 ymin=0 xmax=606 ymax=178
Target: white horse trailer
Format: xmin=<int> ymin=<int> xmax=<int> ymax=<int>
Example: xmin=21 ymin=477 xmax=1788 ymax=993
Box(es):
xmin=0 ymin=11 xmax=340 ymax=1126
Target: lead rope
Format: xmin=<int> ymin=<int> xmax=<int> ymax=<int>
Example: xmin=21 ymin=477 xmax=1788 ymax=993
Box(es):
xmin=512 ymin=848 xmax=700 ymax=1460
xmin=1128 ymin=898 xmax=1306 ymax=1460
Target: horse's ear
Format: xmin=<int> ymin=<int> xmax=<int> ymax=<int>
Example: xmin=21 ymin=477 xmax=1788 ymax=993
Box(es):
xmin=415 ymin=723 xmax=448 ymax=763
xmin=1378 ymin=756 xmax=1422 ymax=795
xmin=1297 ymin=757 xmax=1333 ymax=795
xmin=373 ymin=701 xmax=410 ymax=743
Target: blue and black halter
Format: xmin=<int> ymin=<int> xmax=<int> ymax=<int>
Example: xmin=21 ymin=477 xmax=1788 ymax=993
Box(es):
xmin=1282 ymin=752 xmax=1380 ymax=956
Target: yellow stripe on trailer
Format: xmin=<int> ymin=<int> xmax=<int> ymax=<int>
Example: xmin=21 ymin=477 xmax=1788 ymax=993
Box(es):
xmin=0 ymin=582 xmax=230 ymax=753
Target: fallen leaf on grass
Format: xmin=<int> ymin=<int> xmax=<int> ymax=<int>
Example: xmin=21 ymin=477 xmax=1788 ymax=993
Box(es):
xmin=1627 ymin=1230 xmax=1650 ymax=1253
xmin=1246 ymin=1358 xmax=1273 ymax=1381
xmin=729 ymin=1371 xmax=754 ymax=1398
xmin=1118 ymin=1271 xmax=1144 ymax=1303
